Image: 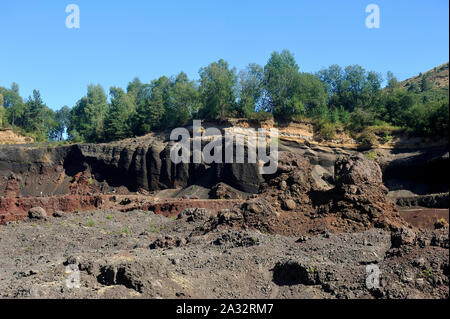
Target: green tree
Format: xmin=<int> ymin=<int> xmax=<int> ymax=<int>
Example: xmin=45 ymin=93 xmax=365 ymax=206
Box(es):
xmin=23 ymin=90 xmax=49 ymax=139
xmin=103 ymin=87 xmax=135 ymax=141
xmin=364 ymin=71 xmax=383 ymax=108
xmin=126 ymin=77 xmax=144 ymax=105
xmin=296 ymin=73 xmax=327 ymax=115
xmin=10 ymin=82 xmax=19 ymax=94
xmin=131 ymin=78 xmax=168 ymax=135
xmin=1 ymin=86 xmax=25 ymax=127
xmin=237 ymin=63 xmax=264 ymax=117
xmin=379 ymin=89 xmax=415 ymax=126
xmin=420 ymin=74 xmax=433 ymax=92
xmin=406 ymin=99 xmax=449 ymax=136
xmin=49 ymin=106 xmax=71 ymax=141
xmin=264 ymin=50 xmax=327 ymax=119
xmin=163 ymin=72 xmax=199 ymax=127
xmin=407 ymin=82 xmax=419 ymax=93
xmin=318 ymin=65 xmax=382 ymax=112
xmin=337 ymin=65 xmax=368 ymax=111
xmin=198 ymin=59 xmax=237 ymax=120
xmin=317 ymin=64 xmax=344 ymax=97
xmin=386 ymin=71 xmax=399 ymax=90
xmin=69 ymin=84 xmax=108 ymax=142
xmin=263 ymin=50 xmax=301 ymax=118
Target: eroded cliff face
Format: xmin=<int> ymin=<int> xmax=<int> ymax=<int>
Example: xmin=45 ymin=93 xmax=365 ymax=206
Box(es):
xmin=0 ymin=123 xmax=447 ymax=228
xmin=378 ymin=146 xmax=449 ymax=195
xmin=0 ymin=122 xmax=447 ymax=199
xmin=0 ymin=132 xmax=263 ymax=198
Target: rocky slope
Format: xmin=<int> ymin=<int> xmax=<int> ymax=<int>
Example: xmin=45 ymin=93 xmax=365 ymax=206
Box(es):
xmin=0 ymin=129 xmax=34 ymax=145
xmin=0 ymin=207 xmax=447 ymax=299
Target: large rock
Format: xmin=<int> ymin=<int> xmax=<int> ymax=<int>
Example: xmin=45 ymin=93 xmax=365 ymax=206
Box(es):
xmin=28 ymin=207 xmax=47 ymax=220
xmin=335 ymin=153 xmax=385 ymax=190
xmin=192 ymin=198 xmax=278 ymax=234
xmin=333 ymin=154 xmax=404 ymax=229
xmin=258 ymin=151 xmax=316 ymax=210
xmin=282 ymin=199 xmax=296 ymax=211
xmin=209 ymin=182 xmax=246 ymax=199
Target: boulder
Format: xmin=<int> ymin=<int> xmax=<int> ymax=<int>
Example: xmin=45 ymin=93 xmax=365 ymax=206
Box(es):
xmin=335 ymin=153 xmax=384 ymax=189
xmin=209 ymin=182 xmax=245 ymax=199
xmin=53 ymin=211 xmax=64 ymax=218
xmin=333 ymin=154 xmax=405 ymax=229
xmin=241 ymin=198 xmax=278 ymax=232
xmin=391 ymin=227 xmax=417 ymax=248
xmin=177 ymin=208 xmax=213 ymax=222
xmin=282 ymin=199 xmax=297 ymax=211
xmin=28 ymin=207 xmax=47 ymax=220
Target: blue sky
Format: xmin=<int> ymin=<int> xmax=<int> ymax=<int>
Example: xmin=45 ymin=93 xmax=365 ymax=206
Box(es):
xmin=0 ymin=0 xmax=448 ymax=110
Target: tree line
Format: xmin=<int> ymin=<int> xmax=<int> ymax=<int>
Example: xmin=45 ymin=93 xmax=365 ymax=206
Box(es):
xmin=1 ymin=50 xmax=448 ymax=143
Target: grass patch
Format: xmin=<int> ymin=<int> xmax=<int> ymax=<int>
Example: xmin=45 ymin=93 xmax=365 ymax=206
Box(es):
xmin=86 ymin=219 xmax=95 ymax=227
xmin=149 ymin=222 xmax=164 ymax=233
xmin=119 ymin=226 xmax=130 ymax=235
xmin=364 ymin=151 xmax=377 ymax=161
xmin=423 ymin=268 xmax=433 ymax=278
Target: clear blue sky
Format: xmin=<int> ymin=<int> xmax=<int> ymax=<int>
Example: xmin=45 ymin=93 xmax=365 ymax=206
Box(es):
xmin=0 ymin=0 xmax=448 ymax=111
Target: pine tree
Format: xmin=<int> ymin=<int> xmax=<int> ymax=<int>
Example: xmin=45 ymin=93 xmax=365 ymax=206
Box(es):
xmin=104 ymin=87 xmax=135 ymax=141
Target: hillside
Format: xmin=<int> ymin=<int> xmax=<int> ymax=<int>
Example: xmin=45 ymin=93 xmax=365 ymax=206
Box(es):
xmin=0 ymin=128 xmax=35 ymax=145
xmin=401 ymin=62 xmax=449 ymax=89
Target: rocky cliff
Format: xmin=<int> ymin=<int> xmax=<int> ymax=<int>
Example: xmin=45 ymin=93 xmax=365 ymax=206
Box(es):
xmin=0 ymin=123 xmax=447 ymax=229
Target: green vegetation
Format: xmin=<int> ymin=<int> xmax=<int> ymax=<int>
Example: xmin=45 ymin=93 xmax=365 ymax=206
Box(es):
xmin=149 ymin=222 xmax=163 ymax=233
xmin=1 ymin=54 xmax=448 ymax=143
xmin=423 ymin=268 xmax=433 ymax=278
xmin=364 ymin=151 xmax=377 ymax=161
xmin=119 ymin=226 xmax=130 ymax=235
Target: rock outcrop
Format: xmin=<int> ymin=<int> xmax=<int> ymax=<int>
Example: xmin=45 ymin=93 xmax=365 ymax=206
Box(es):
xmin=0 ymin=133 xmax=263 ymax=197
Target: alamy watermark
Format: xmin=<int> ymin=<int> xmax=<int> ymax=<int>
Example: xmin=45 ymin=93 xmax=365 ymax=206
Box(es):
xmin=169 ymin=120 xmax=278 ymax=175
xmin=365 ymin=4 xmax=380 ymax=29
xmin=65 ymin=4 xmax=80 ymax=29
xmin=65 ymin=263 xmax=80 ymax=289
xmin=64 ymin=4 xmax=378 ymax=30
xmin=366 ymin=264 xmax=380 ymax=289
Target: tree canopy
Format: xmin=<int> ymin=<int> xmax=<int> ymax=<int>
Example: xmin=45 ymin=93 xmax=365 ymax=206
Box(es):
xmin=1 ymin=51 xmax=448 ymax=143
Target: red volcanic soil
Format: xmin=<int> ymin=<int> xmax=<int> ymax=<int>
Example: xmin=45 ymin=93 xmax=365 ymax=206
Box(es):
xmin=0 ymin=194 xmax=244 ymax=225
xmin=399 ymin=208 xmax=449 ymax=229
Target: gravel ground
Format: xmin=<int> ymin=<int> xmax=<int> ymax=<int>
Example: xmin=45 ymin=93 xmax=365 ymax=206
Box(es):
xmin=0 ymin=208 xmax=447 ymax=299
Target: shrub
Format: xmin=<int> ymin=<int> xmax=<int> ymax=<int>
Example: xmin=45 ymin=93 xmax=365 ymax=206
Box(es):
xmin=248 ymin=111 xmax=274 ymax=122
xmin=358 ymin=129 xmax=377 ymax=148
xmin=349 ymin=108 xmax=375 ymax=131
xmin=316 ymin=120 xmax=337 ymax=140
